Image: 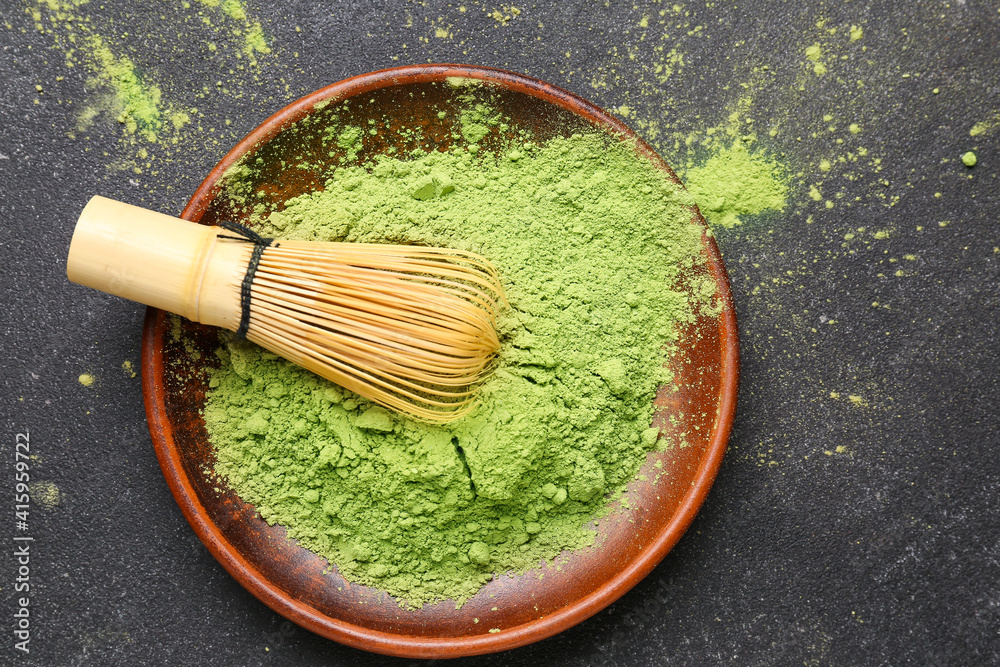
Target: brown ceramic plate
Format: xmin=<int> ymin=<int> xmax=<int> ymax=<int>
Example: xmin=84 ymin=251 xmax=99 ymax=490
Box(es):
xmin=141 ymin=64 xmax=739 ymax=658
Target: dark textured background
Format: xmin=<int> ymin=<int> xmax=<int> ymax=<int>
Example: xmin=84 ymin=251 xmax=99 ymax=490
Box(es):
xmin=2 ymin=1 xmax=999 ymax=665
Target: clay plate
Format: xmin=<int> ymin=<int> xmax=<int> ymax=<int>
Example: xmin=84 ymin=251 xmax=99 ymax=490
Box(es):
xmin=141 ymin=65 xmax=739 ymax=658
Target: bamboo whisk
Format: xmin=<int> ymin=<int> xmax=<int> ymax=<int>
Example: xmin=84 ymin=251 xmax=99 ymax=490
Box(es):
xmin=67 ymin=196 xmax=506 ymax=423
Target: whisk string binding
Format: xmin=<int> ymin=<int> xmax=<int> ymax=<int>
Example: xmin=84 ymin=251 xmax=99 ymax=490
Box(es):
xmin=217 ymin=220 xmax=278 ymax=338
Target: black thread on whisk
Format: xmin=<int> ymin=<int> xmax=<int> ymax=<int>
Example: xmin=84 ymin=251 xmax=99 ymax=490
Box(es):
xmin=217 ymin=220 xmax=279 ymax=338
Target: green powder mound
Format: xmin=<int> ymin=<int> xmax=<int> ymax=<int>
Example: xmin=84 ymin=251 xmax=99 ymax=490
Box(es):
xmin=459 ymin=102 xmax=499 ymax=145
xmin=203 ymin=132 xmax=709 ymax=608
xmin=682 ymin=140 xmax=789 ymax=228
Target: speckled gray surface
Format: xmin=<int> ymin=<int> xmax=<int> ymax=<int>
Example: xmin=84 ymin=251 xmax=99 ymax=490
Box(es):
xmin=2 ymin=1 xmax=999 ymax=665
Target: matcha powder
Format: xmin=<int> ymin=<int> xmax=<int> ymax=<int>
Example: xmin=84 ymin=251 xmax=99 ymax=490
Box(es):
xmin=682 ymin=140 xmax=788 ymax=228
xmin=203 ymin=127 xmax=711 ymax=607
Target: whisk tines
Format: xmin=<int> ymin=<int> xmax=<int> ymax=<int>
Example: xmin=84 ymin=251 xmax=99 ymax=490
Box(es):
xmin=238 ymin=239 xmax=507 ymax=423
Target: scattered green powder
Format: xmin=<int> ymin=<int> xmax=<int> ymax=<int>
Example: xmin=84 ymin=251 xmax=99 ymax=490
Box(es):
xmin=970 ymin=117 xmax=998 ymax=137
xmin=189 ymin=0 xmax=270 ymax=58
xmin=203 ymin=123 xmax=709 ymax=607
xmin=84 ymin=36 xmax=163 ymax=142
xmin=805 ymin=43 xmax=827 ymax=75
xmin=243 ymin=23 xmax=271 ymax=57
xmin=29 ymin=481 xmax=61 ymax=510
xmin=220 ymin=0 xmax=247 ymax=21
xmin=170 ymin=111 xmax=192 ymax=130
xmin=682 ymin=141 xmax=789 ymax=228
xmin=31 ymin=0 xmax=272 ymax=179
xmin=961 ymin=151 xmax=977 ymax=167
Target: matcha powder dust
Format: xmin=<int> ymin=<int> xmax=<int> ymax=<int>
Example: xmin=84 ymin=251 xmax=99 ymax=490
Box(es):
xmin=202 ymin=127 xmax=712 ymax=607
xmin=683 ymin=140 xmax=789 ymax=228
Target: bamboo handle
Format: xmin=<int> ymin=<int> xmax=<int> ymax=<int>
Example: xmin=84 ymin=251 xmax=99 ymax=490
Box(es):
xmin=66 ymin=196 xmax=247 ymax=329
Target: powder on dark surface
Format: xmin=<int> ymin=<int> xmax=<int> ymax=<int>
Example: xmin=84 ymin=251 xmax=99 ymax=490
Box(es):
xmin=682 ymin=140 xmax=789 ymax=228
